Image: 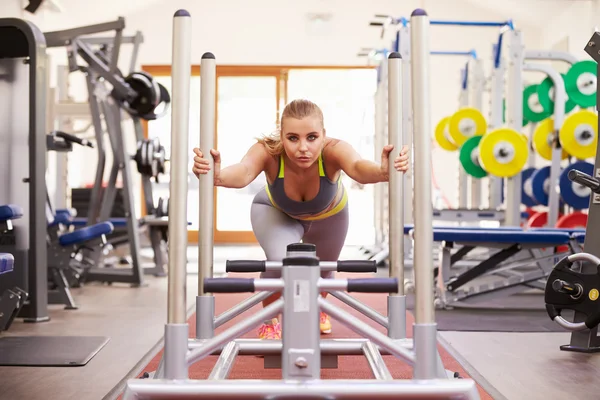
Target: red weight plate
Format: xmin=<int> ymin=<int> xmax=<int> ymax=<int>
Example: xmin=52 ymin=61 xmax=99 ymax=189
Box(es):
xmin=555 ymin=212 xmax=588 ymax=228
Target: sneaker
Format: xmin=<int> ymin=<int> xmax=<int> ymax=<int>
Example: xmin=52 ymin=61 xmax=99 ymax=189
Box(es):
xmin=320 ymin=312 xmax=332 ymax=334
xmin=258 ymin=319 xmax=281 ymax=339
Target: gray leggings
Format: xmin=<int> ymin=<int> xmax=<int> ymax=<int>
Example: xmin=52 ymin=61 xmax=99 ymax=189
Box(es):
xmin=251 ymin=188 xmax=349 ymax=279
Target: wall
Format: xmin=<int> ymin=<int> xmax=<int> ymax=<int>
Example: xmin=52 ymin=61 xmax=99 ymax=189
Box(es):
xmin=539 ymin=0 xmax=598 ymax=61
xmin=25 ymin=0 xmax=547 ymax=213
xmin=3 ymin=0 xmax=24 ymax=17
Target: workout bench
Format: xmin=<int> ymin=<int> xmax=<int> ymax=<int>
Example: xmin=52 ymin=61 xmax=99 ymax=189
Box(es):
xmin=46 ymin=205 xmax=114 ymax=309
xmin=407 ymin=226 xmax=583 ymax=308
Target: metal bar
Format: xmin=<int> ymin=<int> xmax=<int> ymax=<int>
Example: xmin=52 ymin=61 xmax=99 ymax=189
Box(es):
xmin=431 ymin=50 xmax=476 ymax=58
xmin=128 ymin=32 xmax=144 ymax=74
xmin=44 ymin=17 xmax=126 ymax=47
xmin=524 ymin=50 xmax=579 ymax=64
xmin=167 ymin=9 xmax=192 ymax=325
xmin=318 ymin=279 xmax=349 ymax=291
xmin=318 ymin=298 xmax=415 ymax=366
xmin=186 ymin=299 xmax=284 ymax=367
xmin=109 ymin=27 xmax=123 ymax=74
xmin=79 ymin=33 xmax=143 ymax=46
xmin=123 ymin=379 xmax=480 ymax=399
xmin=410 ymin=9 xmax=440 ymax=381
xmin=409 ymin=9 xmax=434 ymax=325
xmin=185 ymin=337 xmax=414 ymax=356
xmin=253 ymin=279 xmax=285 ymax=291
xmin=208 ymin=341 xmax=239 ymax=380
xmin=74 ymin=38 xmax=137 ymax=99
xmin=504 ymin=30 xmax=524 ymax=226
xmin=198 ymin=52 xmax=216 ymax=296
xmin=214 ymin=291 xmax=274 ymax=329
xmin=328 ymin=291 xmax=388 ymax=328
xmin=387 ymin=51 xmax=405 ymax=298
xmin=362 ymin=341 xmax=393 ymax=380
xmin=431 ymin=19 xmax=512 ymax=27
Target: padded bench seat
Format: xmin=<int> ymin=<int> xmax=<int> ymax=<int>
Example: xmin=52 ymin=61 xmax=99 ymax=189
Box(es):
xmin=0 ymin=253 xmax=15 ymax=274
xmin=571 ymin=232 xmax=586 ymax=243
xmin=0 ymin=204 xmax=23 ymax=222
xmin=403 ymin=224 xmax=520 ymax=235
xmin=429 ymin=228 xmax=572 ymax=245
xmin=58 ymin=222 xmax=114 ymax=247
xmin=68 ymin=217 xmax=190 ymax=228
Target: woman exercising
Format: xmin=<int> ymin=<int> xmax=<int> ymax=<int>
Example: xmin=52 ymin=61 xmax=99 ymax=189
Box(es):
xmin=193 ymin=99 xmax=409 ymax=340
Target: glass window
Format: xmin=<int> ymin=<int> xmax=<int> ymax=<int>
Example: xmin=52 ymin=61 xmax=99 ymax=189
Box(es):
xmin=286 ymin=69 xmax=378 ymax=245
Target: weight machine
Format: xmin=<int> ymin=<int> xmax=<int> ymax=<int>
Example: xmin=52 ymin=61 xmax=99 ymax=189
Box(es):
xmin=122 ymin=9 xmax=479 ymax=399
xmin=44 ymin=17 xmax=172 ymax=286
xmin=543 ymin=33 xmax=600 ymax=352
xmin=0 ymin=18 xmax=50 ymax=323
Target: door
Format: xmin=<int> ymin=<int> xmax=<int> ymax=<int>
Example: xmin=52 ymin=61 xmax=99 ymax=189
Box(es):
xmin=213 ymin=71 xmax=282 ymax=243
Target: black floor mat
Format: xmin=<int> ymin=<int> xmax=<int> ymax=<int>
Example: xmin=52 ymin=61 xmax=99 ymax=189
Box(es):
xmin=406 ymin=293 xmax=572 ymax=332
xmin=0 ymin=336 xmax=110 ymax=366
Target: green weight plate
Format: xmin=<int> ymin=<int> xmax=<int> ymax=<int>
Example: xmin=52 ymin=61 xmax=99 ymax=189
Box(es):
xmin=459 ymin=135 xmax=487 ymax=178
xmin=536 ymin=73 xmax=577 ymax=115
xmin=565 ymin=60 xmax=598 ymax=108
xmin=523 ymin=84 xmax=550 ymax=123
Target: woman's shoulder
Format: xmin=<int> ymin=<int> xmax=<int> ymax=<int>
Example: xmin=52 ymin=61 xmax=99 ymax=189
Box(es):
xmin=323 ymin=137 xmax=348 ymax=157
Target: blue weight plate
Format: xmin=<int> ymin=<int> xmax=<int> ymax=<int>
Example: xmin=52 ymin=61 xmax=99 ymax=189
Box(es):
xmin=521 ymin=167 xmax=538 ymax=207
xmin=559 ymin=161 xmax=594 ymax=210
xmin=531 ymin=166 xmax=551 ymax=206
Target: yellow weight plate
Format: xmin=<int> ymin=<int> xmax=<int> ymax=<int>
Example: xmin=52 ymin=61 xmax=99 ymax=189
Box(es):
xmin=478 ymin=128 xmax=529 ymax=177
xmin=434 ymin=116 xmax=458 ymax=151
xmin=532 ymin=118 xmax=569 ymax=161
xmin=559 ymin=110 xmax=598 ymax=160
xmin=448 ymin=107 xmax=487 ymax=147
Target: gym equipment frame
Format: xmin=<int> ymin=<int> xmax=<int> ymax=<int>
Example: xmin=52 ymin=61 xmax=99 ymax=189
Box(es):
xmin=122 ymin=9 xmax=479 ymax=400
xmin=543 ymin=33 xmax=600 ymax=352
xmin=0 ymin=18 xmax=50 ymax=323
xmin=44 ymin=18 xmax=168 ymax=285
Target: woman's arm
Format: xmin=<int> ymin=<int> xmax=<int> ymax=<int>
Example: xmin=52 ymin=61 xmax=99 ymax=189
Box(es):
xmin=326 ymin=140 xmax=386 ymax=184
xmin=216 ymin=142 xmax=270 ymax=188
xmin=326 ymin=139 xmax=409 ymax=184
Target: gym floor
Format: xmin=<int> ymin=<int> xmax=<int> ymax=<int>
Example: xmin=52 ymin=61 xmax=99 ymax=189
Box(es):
xmin=0 ymin=245 xmax=598 ymax=400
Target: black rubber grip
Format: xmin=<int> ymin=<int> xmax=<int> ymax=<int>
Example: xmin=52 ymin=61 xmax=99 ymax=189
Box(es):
xmin=545 ymin=304 xmax=559 ymax=320
xmin=347 ymin=278 xmax=399 ymax=293
xmin=586 ymin=312 xmax=600 ymax=329
xmin=225 ymin=260 xmax=266 ymax=272
xmin=287 ymin=243 xmax=316 ymax=253
xmin=54 ymin=130 xmax=94 ymax=148
xmin=203 ymin=278 xmax=255 ymax=293
xmin=369 ymin=22 xmax=384 ymax=26
xmin=336 ymin=260 xmax=377 ymax=273
xmin=568 ymin=169 xmax=600 ymax=193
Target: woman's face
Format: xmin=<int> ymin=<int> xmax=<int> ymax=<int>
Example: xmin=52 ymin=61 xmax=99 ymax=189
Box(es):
xmin=281 ymin=116 xmax=325 ymax=169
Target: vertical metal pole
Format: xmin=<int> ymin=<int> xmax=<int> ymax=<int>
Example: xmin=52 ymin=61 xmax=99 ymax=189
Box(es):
xmin=469 ymin=59 xmax=484 ymax=209
xmin=457 ymin=66 xmax=469 ymax=209
xmin=410 ymin=8 xmax=438 ymax=380
xmin=386 ymin=52 xmax=406 ymax=340
xmin=488 ymin=47 xmax=505 ymax=210
xmin=504 ymin=30 xmax=524 ymax=227
xmin=196 ymin=50 xmax=217 ymax=339
xmin=164 ymin=9 xmax=192 ymax=380
xmin=374 ymin=63 xmax=386 ymax=247
xmin=398 ymin=25 xmax=413 ymax=225
xmin=55 ymin=65 xmax=71 ymax=209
